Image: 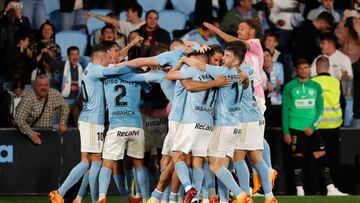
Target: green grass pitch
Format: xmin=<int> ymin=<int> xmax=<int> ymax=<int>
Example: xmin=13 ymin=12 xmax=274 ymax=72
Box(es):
xmin=1 ymin=196 xmax=360 ymax=203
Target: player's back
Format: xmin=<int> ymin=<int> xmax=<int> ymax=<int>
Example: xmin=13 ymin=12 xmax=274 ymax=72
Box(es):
xmin=240 ymin=64 xmax=263 ymax=122
xmin=181 ymin=67 xmax=216 ymax=126
xmin=79 ymin=63 xmax=106 ymax=125
xmin=104 ymin=76 xmax=143 ymax=129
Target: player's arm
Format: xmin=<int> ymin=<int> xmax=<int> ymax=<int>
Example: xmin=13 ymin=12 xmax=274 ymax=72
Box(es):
xmin=181 ymin=76 xmax=231 ymax=92
xmin=116 ymin=57 xmax=159 ymax=68
xmin=117 ymin=36 xmax=144 ymax=60
xmin=102 ymin=65 xmax=134 ymax=77
xmin=84 ymin=12 xmax=119 ymax=28
xmin=282 ymin=85 xmax=292 ymax=144
xmin=181 ymin=56 xmax=206 ymax=71
xmin=203 ymin=22 xmax=250 ymax=50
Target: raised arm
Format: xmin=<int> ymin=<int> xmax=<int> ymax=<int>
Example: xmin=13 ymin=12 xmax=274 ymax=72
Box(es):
xmin=181 ymin=76 xmax=231 ymax=92
xmin=116 ymin=57 xmax=159 ymax=68
xmin=117 ymin=36 xmax=144 ymax=60
xmin=84 ymin=12 xmax=119 ymax=28
xmin=181 ymin=56 xmax=206 ymax=71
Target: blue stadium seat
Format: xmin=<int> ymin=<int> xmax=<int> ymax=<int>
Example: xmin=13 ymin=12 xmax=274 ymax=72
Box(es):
xmin=227 ymin=0 xmax=235 ymax=10
xmin=170 ymin=0 xmax=196 ymax=16
xmin=55 ymin=31 xmax=88 ymax=59
xmin=80 ymin=56 xmax=90 ymax=67
xmin=86 ymin=9 xmax=112 ymax=35
xmin=137 ymin=0 xmax=167 ymax=12
xmin=43 ymin=0 xmax=60 ymax=19
xmin=158 ymin=10 xmax=187 ymax=37
xmin=119 ymin=11 xmax=146 ymax=21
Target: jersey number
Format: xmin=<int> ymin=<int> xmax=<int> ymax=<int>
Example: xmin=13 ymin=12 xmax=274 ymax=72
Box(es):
xmin=81 ymin=81 xmax=89 ymax=102
xmin=114 ymin=84 xmax=127 ymax=106
xmin=231 ymin=82 xmax=243 ymax=104
xmin=203 ymin=87 xmax=218 ymax=107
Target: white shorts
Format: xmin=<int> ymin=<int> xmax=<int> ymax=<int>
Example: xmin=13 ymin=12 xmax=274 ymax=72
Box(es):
xmin=208 ymin=126 xmax=241 ymax=158
xmin=102 ymin=127 xmax=145 ymax=160
xmin=235 ymin=120 xmax=265 ymax=151
xmin=161 ymin=121 xmax=180 ymax=156
xmin=255 ymin=96 xmax=266 ymax=115
xmin=142 ymin=114 xmax=168 ymax=152
xmin=78 ymin=121 xmax=105 ymax=153
xmin=172 ymin=123 xmax=213 ymax=157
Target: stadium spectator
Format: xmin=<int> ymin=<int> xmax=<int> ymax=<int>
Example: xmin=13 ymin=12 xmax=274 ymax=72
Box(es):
xmin=292 ymin=11 xmax=334 ymax=63
xmin=0 ymin=1 xmax=31 ymax=53
xmin=20 ymin=0 xmax=46 ymax=29
xmin=262 ymin=48 xmax=284 ymax=105
xmin=14 ymin=75 xmax=69 ymax=145
xmin=263 ymin=31 xmax=281 ymax=61
xmin=30 ymin=52 xmax=63 ymax=90
xmin=60 ymin=0 xmax=92 ymax=31
xmin=2 ymin=77 xmax=26 ymax=127
xmin=307 ymin=0 xmax=340 ymax=23
xmin=128 ymin=30 xmax=142 ymax=46
xmin=94 ymin=24 xmax=126 ymax=49
xmin=310 ymin=33 xmax=353 ymax=96
xmin=181 ymin=18 xmax=223 ymax=46
xmin=135 ymin=10 xmax=171 ymax=46
xmin=312 ymin=56 xmax=345 ymax=188
xmin=60 ymin=46 xmax=83 ymax=127
xmin=220 ymin=0 xmax=265 ymax=37
xmin=85 ymin=2 xmax=145 ymax=37
xmin=353 ymin=59 xmax=360 ymax=128
xmin=282 ymin=59 xmax=347 ymax=196
xmin=33 ymin=21 xmax=62 ymax=62
xmin=193 ymin=0 xmax=228 ymax=27
xmin=4 ymin=31 xmax=35 ymax=83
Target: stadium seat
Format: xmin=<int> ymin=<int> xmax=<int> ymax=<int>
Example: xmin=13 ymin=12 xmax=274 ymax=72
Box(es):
xmin=119 ymin=11 xmax=146 ymax=21
xmin=86 ymin=9 xmax=112 ymax=35
xmin=55 ymin=31 xmax=88 ymax=59
xmin=137 ymin=0 xmax=167 ymax=12
xmin=80 ymin=56 xmax=91 ymax=67
xmin=43 ymin=0 xmax=60 ymax=19
xmin=170 ymin=0 xmax=196 ymax=16
xmin=158 ymin=10 xmax=187 ymax=37
xmin=226 ymin=0 xmax=235 ymax=10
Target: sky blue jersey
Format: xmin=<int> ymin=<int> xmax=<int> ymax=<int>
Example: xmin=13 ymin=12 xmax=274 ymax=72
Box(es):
xmin=78 ymin=63 xmax=133 ymax=125
xmin=180 ymin=66 xmax=216 ymax=126
xmin=155 ymin=50 xmax=187 ymax=67
xmin=205 ymin=64 xmax=244 ymax=126
xmin=240 ymin=64 xmax=263 ymax=122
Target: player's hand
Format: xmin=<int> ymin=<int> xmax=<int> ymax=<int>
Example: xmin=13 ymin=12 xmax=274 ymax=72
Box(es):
xmin=84 ymin=12 xmax=95 ymax=20
xmin=30 ymin=132 xmax=42 ymax=145
xmin=133 ymin=36 xmax=144 ymax=44
xmin=58 ymin=123 xmax=67 ymax=134
xmin=236 ymin=71 xmax=248 ymax=83
xmin=214 ymin=76 xmax=231 ymax=87
xmin=304 ymin=127 xmax=313 ymax=136
xmin=203 ymin=22 xmax=217 ymax=31
xmin=283 ymin=135 xmax=291 ymax=145
xmin=199 ymin=45 xmax=211 ymax=54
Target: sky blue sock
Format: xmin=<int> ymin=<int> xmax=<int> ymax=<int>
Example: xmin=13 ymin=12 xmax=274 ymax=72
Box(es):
xmin=215 ymin=167 xmax=242 ymax=196
xmin=99 ymin=167 xmax=112 ymax=198
xmin=161 ymin=184 xmax=170 ymax=201
xmin=151 ymin=189 xmax=163 ymax=201
xmin=202 ymin=161 xmax=215 ymax=199
xmin=59 ymin=161 xmax=89 ymax=197
xmin=89 ymin=161 xmax=102 ymax=203
xmin=192 ymin=168 xmax=204 ymax=200
xmin=136 ymin=166 xmax=150 ymax=199
xmin=125 ymin=169 xmax=134 ymax=193
xmin=174 ymin=161 xmax=191 ymax=190
xmin=234 ymin=160 xmax=250 ymax=194
xmin=134 ymin=169 xmax=141 ymax=196
xmin=263 ymin=139 xmax=272 ymax=168
xmin=255 ymin=160 xmax=272 ymax=194
xmin=113 ymin=175 xmax=130 ymax=196
xmin=169 ymin=192 xmax=179 ymax=201
xmin=77 ymin=172 xmax=89 ymax=198
xmin=217 ymin=178 xmax=229 ymax=202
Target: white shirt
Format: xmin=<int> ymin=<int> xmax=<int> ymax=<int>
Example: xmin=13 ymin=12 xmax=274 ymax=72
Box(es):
xmin=118 ymin=20 xmax=145 ymax=37
xmin=310 ymin=50 xmax=353 ymax=80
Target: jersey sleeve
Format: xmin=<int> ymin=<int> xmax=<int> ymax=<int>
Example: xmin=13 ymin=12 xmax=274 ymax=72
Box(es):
xmin=155 ymin=51 xmax=180 ymax=66
xmin=102 ymin=66 xmax=133 ymax=77
xmin=179 ymin=67 xmax=196 ymax=79
xmin=92 ymin=65 xmax=105 ymax=78
xmin=205 ymin=64 xmax=228 ymax=78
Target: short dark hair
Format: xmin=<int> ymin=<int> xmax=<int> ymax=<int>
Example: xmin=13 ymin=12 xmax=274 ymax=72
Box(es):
xmin=263 ymin=48 xmax=274 ymax=57
xmin=225 ymin=41 xmax=247 ymax=63
xmin=264 ymin=31 xmax=279 ymax=42
xmin=11 ymin=77 xmax=25 ymax=90
xmin=102 ymin=40 xmax=121 ymax=50
xmin=296 ymin=59 xmax=310 ymax=68
xmin=145 ymin=10 xmax=159 ymax=19
xmin=320 ymin=32 xmax=338 ymax=46
xmin=39 ymin=20 xmax=55 ymax=39
xmin=126 ymin=2 xmax=143 ymax=18
xmin=14 ymin=30 xmax=29 ymax=44
xmin=239 ymin=19 xmax=259 ymax=30
xmin=201 ymin=17 xmax=219 ymax=31
xmin=317 ymin=11 xmax=334 ymax=27
xmin=207 ymin=44 xmax=224 ymax=58
xmin=67 ymin=46 xmax=79 ymax=56
xmin=101 ymin=24 xmax=115 ymax=35
xmin=150 ymin=43 xmax=169 ymax=56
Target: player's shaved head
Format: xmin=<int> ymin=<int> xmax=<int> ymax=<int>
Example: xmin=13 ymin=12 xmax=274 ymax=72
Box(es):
xmin=91 ymin=44 xmax=110 ymax=66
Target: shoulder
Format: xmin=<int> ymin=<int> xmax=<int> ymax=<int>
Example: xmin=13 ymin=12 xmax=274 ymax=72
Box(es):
xmin=49 ymin=88 xmax=62 ymax=97
xmin=308 ymin=80 xmax=322 ymax=89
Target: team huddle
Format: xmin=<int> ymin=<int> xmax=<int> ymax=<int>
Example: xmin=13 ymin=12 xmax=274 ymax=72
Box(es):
xmin=49 ymin=20 xmax=278 ymax=203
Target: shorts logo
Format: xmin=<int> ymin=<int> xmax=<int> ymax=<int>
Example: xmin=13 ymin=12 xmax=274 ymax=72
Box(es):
xmin=259 ymin=120 xmax=265 ymax=126
xmin=145 ymin=119 xmax=168 ymax=127
xmin=194 ymin=123 xmax=213 ymax=131
xmin=233 ymin=128 xmax=242 ymax=135
xmin=117 ymin=130 xmax=140 ymax=137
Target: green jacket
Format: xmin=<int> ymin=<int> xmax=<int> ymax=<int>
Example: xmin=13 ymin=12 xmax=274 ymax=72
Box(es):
xmin=282 ymin=78 xmax=324 ymax=135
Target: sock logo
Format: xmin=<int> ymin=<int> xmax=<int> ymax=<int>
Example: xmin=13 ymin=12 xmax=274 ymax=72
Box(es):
xmin=0 ymin=145 xmax=13 ymax=163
